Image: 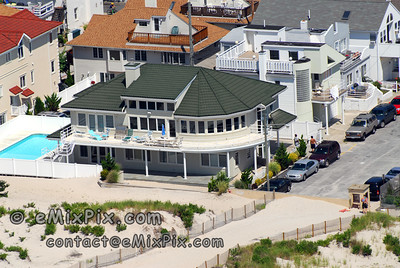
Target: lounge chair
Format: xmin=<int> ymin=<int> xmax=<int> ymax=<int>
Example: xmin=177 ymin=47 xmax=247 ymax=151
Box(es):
xmin=134 ymin=136 xmax=146 ymax=143
xmin=122 ymin=129 xmax=133 ymax=142
xmin=89 ymin=130 xmax=102 ymax=141
xmin=102 ymin=129 xmax=110 ymax=140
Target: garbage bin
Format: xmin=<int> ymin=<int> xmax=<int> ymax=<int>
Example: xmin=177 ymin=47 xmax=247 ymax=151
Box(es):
xmin=348 ymin=184 xmax=370 ymax=209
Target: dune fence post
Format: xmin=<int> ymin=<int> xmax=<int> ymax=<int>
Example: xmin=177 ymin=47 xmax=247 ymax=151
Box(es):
xmin=339 ymin=217 xmax=342 ymax=231
xmin=324 ymin=221 xmax=327 ymax=234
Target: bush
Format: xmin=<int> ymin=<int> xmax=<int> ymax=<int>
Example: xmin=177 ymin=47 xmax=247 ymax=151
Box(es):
xmin=19 ymin=249 xmax=28 ymax=260
xmin=297 ymin=135 xmax=307 ymax=157
xmin=34 ymin=97 xmax=45 ymax=115
xmin=101 ymin=153 xmax=117 ymax=171
xmin=240 ymin=169 xmax=253 ymax=189
xmin=40 ymin=235 xmax=46 ymax=241
xmin=288 ymin=152 xmax=298 ymax=164
xmin=45 ymin=223 xmax=56 ymax=235
xmin=81 ymin=226 xmax=92 ymax=236
xmin=352 ymin=244 xmax=361 ymax=254
xmin=255 ymin=179 xmax=262 ymax=186
xmin=274 ymin=143 xmax=290 ymax=170
xmin=0 ymin=180 xmax=9 ymax=198
xmin=161 ymin=228 xmax=169 ymax=234
xmin=0 ymin=253 xmax=7 ymax=261
xmin=268 ymin=162 xmax=281 ymax=175
xmin=208 ymin=171 xmax=229 ymax=192
xmin=175 ymin=204 xmax=205 ymax=228
xmin=372 ymin=81 xmax=382 ymax=90
xmin=91 ymin=225 xmax=105 ymax=237
xmin=65 ymin=225 xmax=80 ymax=234
xmin=234 ymin=180 xmax=247 ymax=189
xmin=116 ymin=223 xmax=127 ymax=232
xmin=295 ymin=240 xmax=318 ymax=255
xmin=362 ymin=244 xmax=372 ymax=256
xmin=106 ymin=170 xmax=119 ymax=183
xmin=216 ymin=181 xmax=229 ymax=195
xmin=0 ymin=206 xmax=6 ymax=217
xmin=100 ymin=169 xmax=109 ymax=181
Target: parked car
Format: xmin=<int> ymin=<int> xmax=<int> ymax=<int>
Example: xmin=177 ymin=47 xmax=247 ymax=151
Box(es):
xmin=309 ymin=140 xmax=341 ymax=167
xmin=37 ymin=111 xmax=69 ymax=117
xmin=345 ymin=113 xmax=378 ymax=141
xmin=390 ymin=96 xmax=400 ymax=115
xmin=364 ymin=176 xmax=389 ymax=201
xmin=369 ymin=103 xmax=396 ymax=128
xmin=286 ymin=159 xmax=319 ymax=182
xmin=385 ymin=167 xmax=400 ymax=180
xmin=257 ymin=178 xmax=292 ymax=193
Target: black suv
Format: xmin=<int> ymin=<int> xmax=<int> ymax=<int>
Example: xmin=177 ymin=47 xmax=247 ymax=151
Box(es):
xmin=309 ymin=140 xmax=341 ymax=167
xmin=370 ymin=103 xmax=397 ymax=128
xmin=364 ymin=176 xmax=389 ymax=201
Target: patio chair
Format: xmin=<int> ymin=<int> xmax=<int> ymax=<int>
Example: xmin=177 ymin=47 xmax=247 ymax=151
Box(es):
xmin=122 ymin=129 xmax=134 ymax=142
xmin=134 ymin=136 xmax=146 ymax=143
xmin=102 ymin=129 xmax=110 ymax=140
xmin=88 ymin=130 xmax=102 ymax=141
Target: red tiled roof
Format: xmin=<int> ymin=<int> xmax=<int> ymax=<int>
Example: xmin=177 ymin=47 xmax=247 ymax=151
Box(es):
xmin=9 ymin=86 xmax=23 ymax=95
xmin=0 ymin=9 xmax=62 ymax=54
xmin=22 ymin=88 xmax=34 ymax=97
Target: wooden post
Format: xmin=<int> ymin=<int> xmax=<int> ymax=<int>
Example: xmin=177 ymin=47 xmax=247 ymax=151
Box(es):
xmin=119 ymin=249 xmax=122 ymax=262
xmin=231 ymin=208 xmax=233 ymax=220
xmin=187 ymin=228 xmax=189 ymax=237
xmin=224 ymin=212 xmax=227 ymax=224
xmin=312 ymin=224 xmax=314 ymax=237
xmin=140 ymin=246 xmax=143 ymax=254
xmin=264 ymin=194 xmax=266 ymax=205
xmin=282 ymin=232 xmax=285 ymax=241
xmin=213 ymin=218 xmax=215 ymax=229
xmin=244 ymin=205 xmax=247 ymax=218
xmin=96 ymin=256 xmax=99 ymax=268
xmin=296 ymin=228 xmax=299 ymax=240
xmin=202 ymin=222 xmax=205 ymax=234
xmin=253 ymin=200 xmax=256 ymax=213
xmin=217 ymin=254 xmax=220 ymax=266
xmin=339 ymin=217 xmax=342 ymax=231
xmin=273 ymin=189 xmax=276 ymax=200
xmin=387 ymin=208 xmax=389 ymax=215
xmin=205 ymin=261 xmax=207 ymax=268
xmin=324 ymin=221 xmax=327 ymax=234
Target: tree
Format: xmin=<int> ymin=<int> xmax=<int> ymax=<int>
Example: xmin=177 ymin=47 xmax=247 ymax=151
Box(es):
xmin=59 ymin=49 xmax=68 ymax=74
xmin=240 ymin=168 xmax=253 ymax=189
xmin=297 ymin=135 xmax=307 ymax=157
xmin=0 ymin=180 xmax=9 ymax=197
xmin=65 ymin=71 xmax=74 ymax=87
xmin=101 ymin=153 xmax=117 ymax=171
xmin=34 ymin=97 xmax=45 ymax=115
xmin=274 ymin=143 xmax=290 ymax=170
xmin=25 ymin=103 xmax=32 ymax=115
xmin=44 ymin=93 xmax=62 ymax=112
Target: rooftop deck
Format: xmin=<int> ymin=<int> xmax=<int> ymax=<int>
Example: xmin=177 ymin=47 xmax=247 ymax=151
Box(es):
xmin=311 ymin=85 xmax=348 ymax=103
xmin=180 ymin=1 xmax=259 ymax=19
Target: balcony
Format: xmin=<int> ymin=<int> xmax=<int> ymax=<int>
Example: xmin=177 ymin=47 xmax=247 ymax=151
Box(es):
xmin=180 ymin=1 xmax=259 ymax=19
xmin=311 ymin=83 xmax=348 ymax=103
xmin=127 ymin=26 xmax=208 ymax=46
xmin=216 ymin=42 xmax=259 ymax=72
xmin=265 ymin=60 xmax=293 ymax=74
xmin=11 ymin=104 xmax=27 ymax=116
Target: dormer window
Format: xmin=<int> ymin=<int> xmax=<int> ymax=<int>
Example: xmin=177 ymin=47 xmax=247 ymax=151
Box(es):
xmin=154 ymin=18 xmax=160 ymax=31
xmin=139 ymin=21 xmax=147 ymax=26
xmin=342 ymin=11 xmax=350 ymax=20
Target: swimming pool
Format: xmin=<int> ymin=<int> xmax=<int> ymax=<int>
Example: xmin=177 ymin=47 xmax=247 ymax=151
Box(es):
xmin=0 ymin=134 xmax=58 ymax=160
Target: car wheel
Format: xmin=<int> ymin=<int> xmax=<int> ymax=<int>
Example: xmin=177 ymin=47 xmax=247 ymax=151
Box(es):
xmin=325 ymin=160 xmax=329 ymax=167
xmin=337 ymin=152 xmax=341 ymax=160
xmin=287 ymin=185 xmax=291 ymax=192
xmin=380 ymin=121 xmax=385 ymax=128
xmin=372 ymin=127 xmax=376 ymax=134
xmin=302 ymin=174 xmax=306 ymax=181
xmin=394 ymin=114 xmax=397 ymax=121
xmin=361 ymin=134 xmax=366 ymax=141
xmin=315 ymin=167 xmax=319 ymax=174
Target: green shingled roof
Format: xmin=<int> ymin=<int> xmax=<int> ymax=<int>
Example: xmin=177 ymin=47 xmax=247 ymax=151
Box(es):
xmin=269 ymin=109 xmax=297 ymax=130
xmin=62 ymin=64 xmax=286 ymax=116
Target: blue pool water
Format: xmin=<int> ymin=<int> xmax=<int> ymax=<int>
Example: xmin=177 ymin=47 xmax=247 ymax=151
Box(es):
xmin=0 ymin=134 xmax=58 ymax=160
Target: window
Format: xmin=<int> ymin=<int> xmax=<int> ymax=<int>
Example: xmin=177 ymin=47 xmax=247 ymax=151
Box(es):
xmin=97 ymin=115 xmax=104 ymax=132
xmin=219 ymin=154 xmax=227 ymax=167
xmin=51 ymin=60 xmax=55 ymax=73
xmin=234 ymin=117 xmax=239 ymax=130
xmin=217 ymin=120 xmax=223 ymax=132
xmin=234 ymin=151 xmax=239 ymax=165
xmin=173 ymin=53 xmax=179 ymax=64
xmin=80 ymin=146 xmax=88 ymax=157
xmin=189 ymin=121 xmax=195 ymax=134
xmin=270 ymin=50 xmax=279 ymax=60
xmin=159 ymin=152 xmax=182 ymax=164
xmin=179 ymin=54 xmax=186 ymax=64
xmin=361 ymin=64 xmax=367 ymax=77
xmin=139 ymin=101 xmax=147 ymax=109
xmin=130 ymin=117 xmax=138 ymax=129
xmin=181 ymin=120 xmax=187 ymax=133
xmin=201 ymin=153 xmax=227 ymax=167
xmin=139 ymin=21 xmax=147 ymax=26
xmin=0 ymin=112 xmax=5 ymax=125
xmin=210 ymin=154 xmax=218 ymax=167
xmin=78 ymin=114 xmax=86 ymax=126
xmin=289 ymin=51 xmax=298 ymax=61
xmin=98 ymin=48 xmax=103 ymax=58
xmin=241 ymin=115 xmax=246 ymax=128
xmin=208 ymin=121 xmax=214 ymax=133
xmin=156 ymin=102 xmax=164 ymax=110
xmin=159 ymin=151 xmax=167 ymax=163
xmin=346 ymin=73 xmax=353 ymax=86
xmin=129 ymin=100 xmax=136 ymax=109
xmin=161 ymin=52 xmax=186 ymax=65
xmin=140 ymin=117 xmax=147 ymax=130
xmin=148 ymin=102 xmax=155 ymax=110
xmin=168 ymin=152 xmax=177 ymax=164
xmin=29 ymin=41 xmax=32 ymax=53
xmin=149 ymin=118 xmax=156 ymax=131
xmin=342 ymin=11 xmax=351 ymax=20
xmin=275 ymin=81 xmax=280 ymax=85
xmin=30 ymin=70 xmax=34 ymax=84
xmin=167 ymin=103 xmax=174 ymax=111
xmin=226 ymin=119 xmax=232 ymax=131
xmin=109 ymin=50 xmax=120 ymax=60
xmin=157 ymin=119 xmax=165 ymax=131
xmin=201 ymin=153 xmax=209 ymax=166
xmin=154 ymin=18 xmax=160 ymax=31
xmin=20 ymin=75 xmax=26 ymax=88
xmin=18 ymin=41 xmax=24 ymax=59
xmin=122 ymin=50 xmax=127 ymax=60
xmin=125 ymin=149 xmax=134 ymax=160
xmin=5 ymin=53 xmax=10 ymax=62
xmin=93 ymin=48 xmax=103 ymax=58
xmin=74 ymin=7 xmax=78 ymax=20
xmin=49 ymin=32 xmax=53 ymax=44
xmin=198 ymin=121 xmax=205 ymax=133
xmin=105 ymin=115 xmax=114 ymax=128
xmin=135 ymin=50 xmax=147 ymax=61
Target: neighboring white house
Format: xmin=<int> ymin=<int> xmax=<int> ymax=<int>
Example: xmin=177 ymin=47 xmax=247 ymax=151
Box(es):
xmin=54 ymin=0 xmax=104 ymax=41
xmin=60 ymin=63 xmax=294 ymax=179
xmin=5 ymin=0 xmax=55 ymax=20
xmin=216 ymin=21 xmax=348 ymax=133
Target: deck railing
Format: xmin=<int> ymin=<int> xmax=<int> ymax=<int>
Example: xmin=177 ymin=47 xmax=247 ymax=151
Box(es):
xmin=180 ymin=1 xmax=259 ymax=18
xmin=216 ymin=40 xmax=259 ymax=72
xmin=127 ymin=26 xmax=208 ymax=46
xmin=265 ymin=60 xmax=293 ymax=74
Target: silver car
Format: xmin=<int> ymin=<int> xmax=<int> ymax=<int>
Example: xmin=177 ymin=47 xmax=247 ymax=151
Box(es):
xmin=286 ymin=159 xmax=319 ymax=182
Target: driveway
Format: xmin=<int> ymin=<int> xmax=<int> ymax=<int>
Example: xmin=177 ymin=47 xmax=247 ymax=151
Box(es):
xmin=289 ymin=113 xmax=400 ymax=199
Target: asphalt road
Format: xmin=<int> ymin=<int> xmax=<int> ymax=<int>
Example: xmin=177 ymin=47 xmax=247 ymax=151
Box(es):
xmin=289 ymin=116 xmax=400 ymax=199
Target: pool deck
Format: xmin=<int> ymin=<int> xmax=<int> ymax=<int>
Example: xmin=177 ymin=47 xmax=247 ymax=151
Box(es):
xmin=0 ymin=130 xmax=36 ymax=151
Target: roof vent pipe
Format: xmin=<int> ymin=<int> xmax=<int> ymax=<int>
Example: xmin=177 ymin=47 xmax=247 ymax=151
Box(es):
xmin=263 ymin=19 xmax=265 ymax=28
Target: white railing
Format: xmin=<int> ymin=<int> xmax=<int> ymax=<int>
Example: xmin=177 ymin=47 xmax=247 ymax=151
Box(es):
xmin=0 ymin=158 xmax=101 ymax=179
xmin=58 ymin=74 xmax=97 ymax=107
xmin=265 ymin=60 xmax=293 ymax=74
xmin=218 ymin=40 xmax=246 ymax=59
xmin=216 ymin=57 xmax=258 ymax=72
xmin=10 ymin=104 xmax=27 ymax=116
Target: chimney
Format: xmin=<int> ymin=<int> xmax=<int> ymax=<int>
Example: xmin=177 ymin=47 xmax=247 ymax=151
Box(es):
xmin=145 ymin=0 xmax=157 ymax=8
xmin=300 ymin=20 xmax=308 ymax=31
xmin=124 ymin=63 xmax=142 ymax=88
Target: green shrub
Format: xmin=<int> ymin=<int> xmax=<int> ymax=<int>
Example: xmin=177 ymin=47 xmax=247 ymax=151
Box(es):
xmin=268 ymin=162 xmax=281 ymax=175
xmin=0 ymin=181 xmax=9 ymax=198
xmin=372 ymin=81 xmax=382 ymax=90
xmin=260 ymin=238 xmax=272 ymax=248
xmin=297 ymin=135 xmax=307 ymax=157
xmin=100 ymin=169 xmax=109 ymax=181
xmin=5 ymin=246 xmax=23 ymax=252
xmin=116 ymin=223 xmax=127 ymax=232
xmin=208 ymin=171 xmax=229 ymax=192
xmin=175 ymin=204 xmax=205 ymax=228
xmin=106 ymin=170 xmax=119 ymax=183
xmin=161 ymin=228 xmax=169 ymax=234
xmin=0 ymin=241 xmax=3 ymax=249
xmin=240 ymin=168 xmax=253 ymax=188
xmin=81 ymin=226 xmax=92 ymax=236
xmin=45 ymin=223 xmax=56 ymax=235
xmin=19 ymin=249 xmax=28 ymax=260
xmin=0 ymin=206 xmax=6 ymax=217
xmin=9 ymin=232 xmax=14 ymax=237
xmin=40 ymin=235 xmax=46 ymax=241
xmin=295 ymin=240 xmax=318 ymax=255
xmin=234 ymin=180 xmax=247 ymax=189
xmin=274 ymin=143 xmax=290 ymax=170
xmin=101 ymin=153 xmax=117 ymax=171
xmin=362 ymin=244 xmax=372 ymax=256
xmin=352 ymin=244 xmax=361 ymax=254
xmin=65 ymin=225 xmax=80 ymax=234
xmin=34 ymin=97 xmax=45 ymax=115
xmin=0 ymin=253 xmax=7 ymax=261
xmin=288 ymin=152 xmax=298 ymax=164
xmin=216 ymin=181 xmax=229 ymax=195
xmin=91 ymin=225 xmax=105 ymax=237
xmin=19 ymin=237 xmax=25 ymax=242
xmin=255 ymin=179 xmax=262 ymax=186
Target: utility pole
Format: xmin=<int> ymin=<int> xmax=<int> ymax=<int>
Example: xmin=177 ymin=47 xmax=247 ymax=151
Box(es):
xmin=188 ymin=1 xmax=194 ymax=66
xmin=263 ymin=109 xmax=270 ymax=191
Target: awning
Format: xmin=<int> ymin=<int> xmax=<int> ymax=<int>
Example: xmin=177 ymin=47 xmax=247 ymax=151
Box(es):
xmin=21 ymin=88 xmax=34 ymax=97
xmin=9 ymin=86 xmax=23 ymax=95
xmin=269 ymin=109 xmax=297 ymax=130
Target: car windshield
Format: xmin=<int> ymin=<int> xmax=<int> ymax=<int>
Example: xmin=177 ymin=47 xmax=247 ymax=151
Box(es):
xmin=351 ymin=120 xmax=366 ymax=127
xmin=391 ymin=99 xmax=400 ymax=105
xmin=314 ymin=146 xmax=328 ymax=155
xmin=387 ymin=169 xmax=400 ymax=176
xmin=371 ymin=109 xmax=384 ymax=116
xmin=292 ymin=163 xmax=306 ymax=170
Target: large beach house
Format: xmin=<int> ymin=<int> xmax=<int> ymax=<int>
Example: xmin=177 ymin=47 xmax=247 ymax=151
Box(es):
xmin=60 ymin=63 xmax=294 ymax=179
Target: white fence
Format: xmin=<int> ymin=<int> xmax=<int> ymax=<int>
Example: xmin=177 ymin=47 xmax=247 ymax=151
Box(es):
xmin=344 ymin=83 xmax=381 ymax=111
xmin=216 ymin=57 xmax=258 ymax=72
xmin=265 ymin=60 xmax=293 ymax=74
xmin=0 ymin=158 xmax=101 ymax=179
xmin=270 ymin=121 xmax=323 ymax=142
xmin=59 ymin=74 xmax=97 ymax=107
